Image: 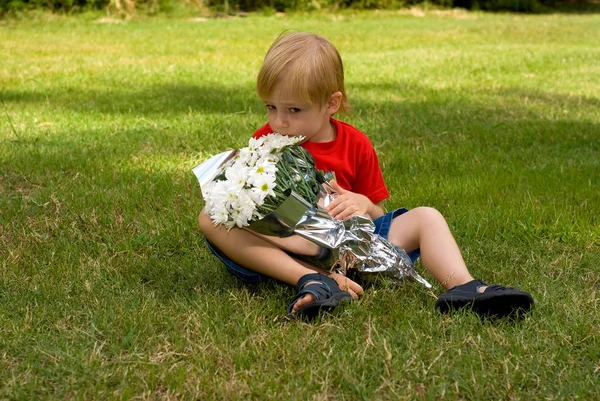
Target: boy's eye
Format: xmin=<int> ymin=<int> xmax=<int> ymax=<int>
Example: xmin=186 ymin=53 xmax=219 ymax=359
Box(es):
xmin=266 ymin=105 xmax=276 ymax=111
xmin=289 ymin=108 xmax=301 ymax=113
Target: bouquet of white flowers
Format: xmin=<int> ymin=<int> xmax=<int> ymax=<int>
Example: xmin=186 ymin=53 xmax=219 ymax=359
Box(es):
xmin=193 ymin=133 xmax=432 ymax=289
xmin=200 ymin=134 xmax=330 ymax=230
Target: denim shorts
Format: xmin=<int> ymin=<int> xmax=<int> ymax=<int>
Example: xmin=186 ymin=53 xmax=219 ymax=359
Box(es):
xmin=205 ymin=208 xmax=421 ymax=284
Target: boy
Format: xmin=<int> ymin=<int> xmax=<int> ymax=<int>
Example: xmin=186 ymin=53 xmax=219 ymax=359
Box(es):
xmin=199 ymin=31 xmax=534 ymax=319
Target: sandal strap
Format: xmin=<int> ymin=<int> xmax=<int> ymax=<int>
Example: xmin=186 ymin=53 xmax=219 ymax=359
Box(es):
xmin=449 ymin=279 xmax=488 ymax=293
xmin=483 ymin=284 xmax=509 ymax=292
xmin=296 ymin=273 xmax=337 ymax=292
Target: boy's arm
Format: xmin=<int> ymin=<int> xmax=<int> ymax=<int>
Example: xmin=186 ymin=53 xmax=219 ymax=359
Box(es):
xmin=370 ymin=202 xmax=385 ymax=220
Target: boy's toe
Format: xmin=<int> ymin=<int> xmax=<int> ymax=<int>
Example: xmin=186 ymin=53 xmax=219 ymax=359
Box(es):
xmin=291 ymin=293 xmax=316 ymax=313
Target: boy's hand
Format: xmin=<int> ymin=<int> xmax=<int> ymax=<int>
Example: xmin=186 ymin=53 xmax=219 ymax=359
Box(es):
xmin=326 ymin=180 xmax=373 ymax=220
xmin=328 ymin=273 xmax=364 ymax=299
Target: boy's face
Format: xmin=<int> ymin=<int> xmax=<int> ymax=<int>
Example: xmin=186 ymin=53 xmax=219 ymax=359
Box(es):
xmin=261 ymin=81 xmax=340 ymax=143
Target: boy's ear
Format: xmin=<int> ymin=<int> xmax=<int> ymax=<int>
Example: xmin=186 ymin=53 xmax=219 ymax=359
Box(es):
xmin=326 ymin=91 xmax=343 ymax=114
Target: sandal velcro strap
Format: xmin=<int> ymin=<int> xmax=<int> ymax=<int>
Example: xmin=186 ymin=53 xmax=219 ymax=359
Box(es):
xmin=447 ymin=279 xmax=488 ymax=293
xmin=296 ymin=273 xmax=335 ymax=292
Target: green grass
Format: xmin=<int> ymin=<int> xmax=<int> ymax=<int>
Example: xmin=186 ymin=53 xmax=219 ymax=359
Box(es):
xmin=1 ymin=9 xmax=599 ymax=400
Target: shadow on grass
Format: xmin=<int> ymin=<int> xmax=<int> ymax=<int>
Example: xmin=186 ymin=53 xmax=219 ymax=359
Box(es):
xmin=1 ymin=83 xmax=261 ymax=115
xmin=2 ymin=81 xmax=599 ymax=301
xmin=350 ymin=81 xmax=600 ymax=111
xmin=3 ymin=81 xmax=600 ymax=117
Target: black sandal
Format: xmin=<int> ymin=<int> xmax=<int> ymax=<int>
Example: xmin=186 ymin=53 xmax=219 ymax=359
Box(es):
xmin=435 ymin=279 xmax=534 ymax=318
xmin=287 ymin=273 xmax=353 ymax=319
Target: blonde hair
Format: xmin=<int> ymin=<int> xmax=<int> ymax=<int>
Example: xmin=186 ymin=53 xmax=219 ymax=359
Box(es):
xmin=257 ymin=32 xmax=350 ymax=113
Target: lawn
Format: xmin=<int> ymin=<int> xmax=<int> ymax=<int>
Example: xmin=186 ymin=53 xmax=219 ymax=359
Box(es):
xmin=1 ymin=9 xmax=599 ymax=400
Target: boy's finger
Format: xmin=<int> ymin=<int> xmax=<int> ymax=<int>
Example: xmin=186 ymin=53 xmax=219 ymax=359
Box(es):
xmin=327 ymin=203 xmax=346 ymax=219
xmin=329 ymin=179 xmax=345 ymax=194
xmin=331 ymin=275 xmax=363 ymax=299
xmin=338 ymin=276 xmax=364 ymax=296
xmin=347 ymin=280 xmax=364 ymax=296
xmin=337 ymin=207 xmax=359 ymax=221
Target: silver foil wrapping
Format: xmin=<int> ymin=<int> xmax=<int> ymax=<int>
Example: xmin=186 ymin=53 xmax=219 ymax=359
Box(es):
xmin=193 ymin=152 xmax=432 ymax=289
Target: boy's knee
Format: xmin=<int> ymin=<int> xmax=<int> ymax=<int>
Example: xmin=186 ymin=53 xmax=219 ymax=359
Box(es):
xmin=413 ymin=206 xmax=445 ymax=225
xmin=198 ymin=211 xmax=213 ymax=233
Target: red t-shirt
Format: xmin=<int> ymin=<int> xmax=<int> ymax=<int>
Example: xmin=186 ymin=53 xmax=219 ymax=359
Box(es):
xmin=253 ymin=119 xmax=389 ymax=204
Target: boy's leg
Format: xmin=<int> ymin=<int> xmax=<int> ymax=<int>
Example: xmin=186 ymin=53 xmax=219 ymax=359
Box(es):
xmin=386 ymin=207 xmax=475 ymax=290
xmin=385 ymin=207 xmax=533 ymax=317
xmin=198 ymin=212 xmax=363 ymax=314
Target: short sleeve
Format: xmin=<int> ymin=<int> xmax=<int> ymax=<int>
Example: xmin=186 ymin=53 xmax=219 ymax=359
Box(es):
xmin=352 ymin=140 xmax=389 ymax=204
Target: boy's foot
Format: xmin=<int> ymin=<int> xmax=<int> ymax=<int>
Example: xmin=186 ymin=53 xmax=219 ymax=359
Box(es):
xmin=287 ymin=273 xmax=353 ymax=320
xmin=435 ymin=279 xmax=534 ymax=319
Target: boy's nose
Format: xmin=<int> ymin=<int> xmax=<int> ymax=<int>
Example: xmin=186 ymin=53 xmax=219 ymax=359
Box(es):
xmin=274 ymin=112 xmax=288 ymax=128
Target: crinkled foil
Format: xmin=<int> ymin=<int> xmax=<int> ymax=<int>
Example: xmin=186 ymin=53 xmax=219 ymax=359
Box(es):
xmin=254 ymin=191 xmax=432 ymax=288
xmin=193 ymin=153 xmax=432 ymax=288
